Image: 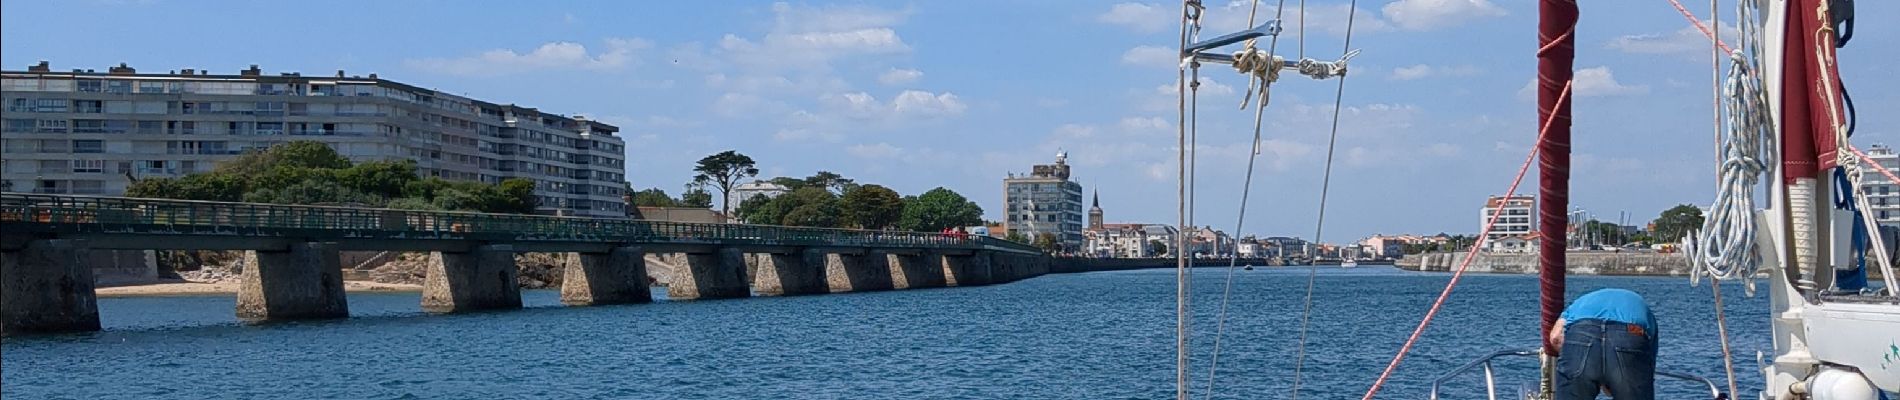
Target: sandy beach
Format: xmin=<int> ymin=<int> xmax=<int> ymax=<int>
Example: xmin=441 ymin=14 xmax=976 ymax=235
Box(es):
xmin=95 ymin=280 xmax=423 ymax=297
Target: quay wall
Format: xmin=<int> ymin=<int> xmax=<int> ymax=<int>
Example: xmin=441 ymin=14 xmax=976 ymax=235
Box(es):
xmin=1051 ymin=257 xmax=1277 ymax=273
xmin=1396 ymin=251 xmax=1693 ymax=275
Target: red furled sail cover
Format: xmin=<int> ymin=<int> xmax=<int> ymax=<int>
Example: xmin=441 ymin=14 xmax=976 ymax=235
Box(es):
xmin=1780 ymin=0 xmax=1845 ymax=183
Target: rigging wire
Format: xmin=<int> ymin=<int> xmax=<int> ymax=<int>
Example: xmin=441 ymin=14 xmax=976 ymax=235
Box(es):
xmin=1174 ymin=2 xmax=1199 ymax=398
xmin=1361 ymin=80 xmax=1573 ymax=400
xmin=1289 ymin=1 xmax=1358 ymax=398
xmin=1197 ymin=0 xmax=1291 ymax=398
xmin=1705 ymin=0 xmax=1742 ymax=397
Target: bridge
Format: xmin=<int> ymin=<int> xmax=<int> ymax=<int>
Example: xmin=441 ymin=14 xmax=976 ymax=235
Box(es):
xmin=0 ymin=193 xmax=1049 ymax=335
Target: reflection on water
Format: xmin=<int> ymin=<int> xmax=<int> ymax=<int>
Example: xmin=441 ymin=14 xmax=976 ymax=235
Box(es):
xmin=3 ymin=267 xmax=1771 ymax=399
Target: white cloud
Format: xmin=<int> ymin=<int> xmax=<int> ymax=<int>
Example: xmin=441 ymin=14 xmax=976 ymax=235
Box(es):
xmin=1196 ymin=3 xmax=1392 ymax=37
xmin=1053 ymin=124 xmax=1099 ymax=139
xmin=1121 ymin=45 xmax=1179 ymax=69
xmin=821 ymin=90 xmax=968 ymax=120
xmin=1389 ymin=64 xmax=1482 ymax=80
xmin=770 ymin=2 xmax=908 ymax=33
xmin=1381 ymin=0 xmax=1506 ymax=31
xmin=718 ymin=3 xmax=913 ymax=72
xmin=846 ymin=143 xmax=904 ymax=159
xmin=1119 ymin=116 xmax=1172 ymax=135
xmin=878 ymin=68 xmax=924 ymax=85
xmin=1098 ymin=3 xmax=1172 ymax=33
xmin=405 ymin=38 xmax=650 ymax=77
xmin=1606 ymin=20 xmax=1739 ymax=56
xmin=1518 ymin=66 xmax=1649 ymax=100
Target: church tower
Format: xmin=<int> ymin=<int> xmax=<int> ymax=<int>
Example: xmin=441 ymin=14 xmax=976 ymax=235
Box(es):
xmin=1088 ymin=190 xmax=1104 ymax=229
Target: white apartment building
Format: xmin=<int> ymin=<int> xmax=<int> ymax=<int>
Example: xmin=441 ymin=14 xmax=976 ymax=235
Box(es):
xmin=1004 ymin=152 xmax=1085 ymax=250
xmin=730 ymin=180 xmax=790 ymax=209
xmin=1482 ymin=195 xmax=1536 ymax=253
xmin=1 ymin=62 xmax=628 ymax=217
xmin=1860 ymin=143 xmax=1900 ymax=229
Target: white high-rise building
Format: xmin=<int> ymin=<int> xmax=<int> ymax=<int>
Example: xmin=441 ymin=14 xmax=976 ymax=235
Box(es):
xmin=1860 ymin=143 xmax=1900 ymax=228
xmin=1481 ymin=195 xmax=1536 ymax=253
xmin=1004 ymin=152 xmax=1085 ymax=250
xmin=1 ymin=62 xmax=628 ymax=217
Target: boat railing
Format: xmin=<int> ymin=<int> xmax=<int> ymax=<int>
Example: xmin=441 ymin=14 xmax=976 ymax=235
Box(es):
xmin=1429 ymin=348 xmax=1724 ymax=400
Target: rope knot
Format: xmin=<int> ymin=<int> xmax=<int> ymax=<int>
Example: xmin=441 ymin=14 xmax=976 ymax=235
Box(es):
xmin=1231 ymin=48 xmax=1283 ymax=83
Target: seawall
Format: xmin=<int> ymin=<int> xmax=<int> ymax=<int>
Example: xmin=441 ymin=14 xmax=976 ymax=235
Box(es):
xmin=1397 ymin=251 xmax=1693 ymax=275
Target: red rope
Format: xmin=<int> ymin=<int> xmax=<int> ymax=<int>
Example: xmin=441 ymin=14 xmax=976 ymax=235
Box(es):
xmin=1665 ymin=0 xmax=1736 ymax=53
xmin=1358 ymin=82 xmax=1573 ymax=400
xmin=1850 ymin=145 xmax=1900 ymax=185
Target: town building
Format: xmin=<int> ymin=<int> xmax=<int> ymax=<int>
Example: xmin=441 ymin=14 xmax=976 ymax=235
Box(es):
xmin=730 ymin=180 xmax=790 ymax=210
xmin=1860 ymin=143 xmax=1900 ymax=229
xmin=1 ymin=62 xmax=628 ymax=217
xmin=1084 ymin=223 xmax=1158 ymax=258
xmin=1481 ymin=195 xmax=1536 ymax=252
xmin=1004 ymin=152 xmax=1085 ymax=251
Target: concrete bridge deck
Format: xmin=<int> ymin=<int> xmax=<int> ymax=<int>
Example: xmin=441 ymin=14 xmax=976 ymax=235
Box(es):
xmin=0 ymin=193 xmax=1048 ymax=335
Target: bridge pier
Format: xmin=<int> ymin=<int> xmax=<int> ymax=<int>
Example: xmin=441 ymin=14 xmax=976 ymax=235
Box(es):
xmin=826 ymin=250 xmax=894 ymax=292
xmin=889 ymin=251 xmax=947 ymax=289
xmin=561 ymin=246 xmax=650 ymax=306
xmin=422 ymin=245 xmax=522 ymax=313
xmin=749 ymin=249 xmax=828 ymax=296
xmin=667 ymin=247 xmax=750 ymax=300
xmin=943 ymin=252 xmax=994 ymax=286
xmin=236 ymin=242 xmax=348 ymax=321
xmin=1 ymin=239 xmax=100 ymax=335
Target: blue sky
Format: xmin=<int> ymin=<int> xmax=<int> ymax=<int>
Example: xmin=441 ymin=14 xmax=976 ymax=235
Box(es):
xmin=4 ymin=0 xmax=1895 ymax=242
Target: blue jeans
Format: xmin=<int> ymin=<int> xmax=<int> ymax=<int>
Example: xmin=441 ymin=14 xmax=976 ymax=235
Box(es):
xmin=1556 ymin=319 xmax=1657 ymax=400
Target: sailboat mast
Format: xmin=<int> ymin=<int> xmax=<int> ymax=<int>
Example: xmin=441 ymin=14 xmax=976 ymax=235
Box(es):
xmin=1535 ymin=0 xmax=1578 ymax=357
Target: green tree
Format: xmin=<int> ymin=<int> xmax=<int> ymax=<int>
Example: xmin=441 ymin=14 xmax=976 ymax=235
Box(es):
xmin=1652 ymin=204 xmax=1705 ymax=242
xmin=1150 ymin=240 xmax=1169 ymax=256
xmin=678 ymin=184 xmax=714 ymax=208
xmin=767 ymin=177 xmax=809 ymax=191
xmin=126 ymin=173 xmax=246 ymax=202
xmin=491 ymin=178 xmax=538 ymax=214
xmin=898 ymin=187 xmax=983 ymax=232
xmin=839 ymin=184 xmax=903 ymax=229
xmin=216 ymin=141 xmax=350 ymax=176
xmin=630 ymin=188 xmax=680 ymax=207
xmin=1033 ymin=233 xmax=1060 ymax=252
xmin=1006 ymin=231 xmax=1030 ymax=243
xmin=337 ymin=160 xmax=419 ymax=199
xmin=691 ymin=150 xmax=759 ymax=216
xmin=803 ymin=171 xmax=856 ymax=194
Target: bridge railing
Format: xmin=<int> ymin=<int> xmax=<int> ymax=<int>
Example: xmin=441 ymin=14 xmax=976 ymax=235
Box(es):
xmin=1 ymin=193 xmax=1044 ymax=253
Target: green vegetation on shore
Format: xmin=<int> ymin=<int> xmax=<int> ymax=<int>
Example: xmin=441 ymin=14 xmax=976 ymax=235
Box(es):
xmin=125 ymin=141 xmax=536 ymax=213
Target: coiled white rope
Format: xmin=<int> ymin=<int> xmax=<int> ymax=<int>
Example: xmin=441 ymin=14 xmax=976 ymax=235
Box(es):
xmin=1684 ymin=0 xmax=1773 ymax=296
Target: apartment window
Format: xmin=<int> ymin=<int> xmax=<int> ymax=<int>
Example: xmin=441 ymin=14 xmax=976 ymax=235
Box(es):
xmin=256 ymin=122 xmax=284 ymax=135
xmin=136 ymin=120 xmax=163 ymax=134
xmin=71 ymin=160 xmax=104 ymax=173
xmin=103 ymin=120 xmax=131 ymax=134
xmin=72 ymin=100 xmax=103 ymax=113
xmin=4 ymin=119 xmax=33 ymax=132
xmin=72 ymin=120 xmax=106 ymax=133
xmin=105 ymin=80 xmax=132 ymax=94
xmin=36 ymin=119 xmax=68 ymax=133
xmin=1881 ymin=186 xmax=1891 ymax=195
xmin=72 ymin=140 xmax=104 ymax=153
xmin=76 ymin=79 xmax=103 ymax=92
xmin=138 ymin=81 xmax=165 ymax=93
xmin=35 ymin=99 xmax=66 ymax=112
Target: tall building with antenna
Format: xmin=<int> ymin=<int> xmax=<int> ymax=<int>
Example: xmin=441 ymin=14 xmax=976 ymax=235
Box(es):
xmin=1004 ymin=151 xmax=1084 ymax=251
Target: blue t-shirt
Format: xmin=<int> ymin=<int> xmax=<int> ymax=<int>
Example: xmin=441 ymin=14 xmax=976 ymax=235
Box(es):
xmin=1561 ymin=288 xmax=1656 ymax=335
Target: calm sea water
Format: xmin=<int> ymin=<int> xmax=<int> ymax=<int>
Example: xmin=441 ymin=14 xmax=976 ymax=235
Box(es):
xmin=3 ymin=267 xmax=1771 ymax=399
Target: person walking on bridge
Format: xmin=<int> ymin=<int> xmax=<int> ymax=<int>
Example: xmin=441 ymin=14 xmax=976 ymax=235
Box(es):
xmin=1548 ymin=288 xmax=1658 ymax=400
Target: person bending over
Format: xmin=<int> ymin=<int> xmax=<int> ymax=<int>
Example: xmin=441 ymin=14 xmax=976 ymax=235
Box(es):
xmin=1548 ymin=288 xmax=1658 ymax=399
